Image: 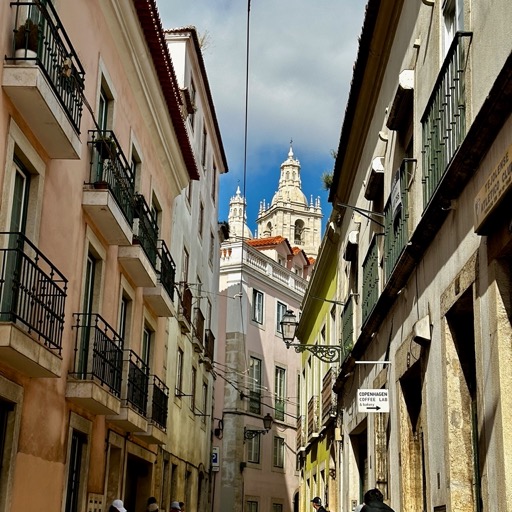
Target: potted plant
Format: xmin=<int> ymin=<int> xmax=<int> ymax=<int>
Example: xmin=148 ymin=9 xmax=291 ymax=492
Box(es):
xmin=14 ymin=19 xmax=39 ymax=62
xmin=94 ymin=134 xmax=117 ymax=160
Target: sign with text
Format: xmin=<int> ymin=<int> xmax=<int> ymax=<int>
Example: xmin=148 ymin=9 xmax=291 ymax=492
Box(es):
xmin=357 ymin=389 xmax=389 ymax=413
xmin=212 ymin=447 xmax=220 ymax=472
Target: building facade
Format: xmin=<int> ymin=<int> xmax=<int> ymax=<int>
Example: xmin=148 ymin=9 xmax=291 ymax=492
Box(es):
xmin=298 ymin=0 xmax=512 ymax=511
xmin=214 ymin=148 xmax=321 ymax=512
xmin=165 ymin=26 xmax=228 ymax=512
xmin=0 ymin=1 xmax=209 ymax=511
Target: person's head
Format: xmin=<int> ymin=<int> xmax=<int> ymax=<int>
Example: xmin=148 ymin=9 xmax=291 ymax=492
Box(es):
xmin=363 ymin=488 xmax=384 ymax=504
xmin=179 ymin=502 xmax=185 ymax=512
xmin=110 ymin=499 xmax=127 ymax=512
xmin=170 ymin=501 xmax=181 ymax=512
xmin=311 ymin=497 xmax=322 ymax=510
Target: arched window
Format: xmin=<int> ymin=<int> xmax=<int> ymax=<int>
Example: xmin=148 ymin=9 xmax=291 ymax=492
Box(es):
xmin=294 ymin=220 xmax=304 ymax=244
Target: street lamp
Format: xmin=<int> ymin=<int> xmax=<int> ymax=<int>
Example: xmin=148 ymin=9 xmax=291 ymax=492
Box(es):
xmin=280 ymin=309 xmax=344 ymax=363
xmin=243 ymin=413 xmax=273 ymax=440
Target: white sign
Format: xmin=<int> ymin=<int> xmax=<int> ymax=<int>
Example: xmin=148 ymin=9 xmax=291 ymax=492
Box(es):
xmin=357 ymin=389 xmax=389 ymax=413
xmin=212 ymin=447 xmax=220 ymax=472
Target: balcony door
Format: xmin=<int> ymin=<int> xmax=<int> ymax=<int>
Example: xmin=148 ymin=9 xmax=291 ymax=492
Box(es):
xmin=77 ymin=254 xmax=96 ymax=377
xmin=0 ymin=163 xmax=30 ymax=320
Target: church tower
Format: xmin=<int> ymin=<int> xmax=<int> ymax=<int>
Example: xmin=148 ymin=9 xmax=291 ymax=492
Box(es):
xmin=255 ymin=145 xmax=322 ymax=258
xmin=227 ymin=186 xmax=253 ymax=239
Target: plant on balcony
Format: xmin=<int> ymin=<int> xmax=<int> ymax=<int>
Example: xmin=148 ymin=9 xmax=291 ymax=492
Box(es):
xmin=14 ymin=19 xmax=39 ymax=59
xmin=94 ymin=134 xmax=117 ymax=160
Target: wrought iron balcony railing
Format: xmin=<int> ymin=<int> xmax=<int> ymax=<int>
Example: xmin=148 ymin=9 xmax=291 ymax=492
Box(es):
xmin=204 ymin=328 xmax=215 ymax=361
xmin=422 ymin=32 xmax=472 ymax=208
xmin=157 ymin=240 xmax=175 ymax=300
xmin=193 ymin=307 xmax=205 ymax=348
xmin=125 ymin=350 xmax=149 ymax=416
xmin=341 ymin=294 xmax=354 ymax=361
xmin=0 ymin=232 xmax=67 ymax=353
xmin=383 ymin=159 xmax=414 ymax=282
xmin=134 ymin=194 xmax=158 ymax=268
xmin=70 ymin=313 xmax=123 ymax=396
xmin=148 ymin=374 xmax=168 ymax=430
xmin=321 ymin=368 xmax=337 ymax=424
xmin=88 ymin=130 xmax=136 ymax=225
xmin=362 ymin=235 xmax=381 ymax=325
xmin=7 ymin=1 xmax=85 ymax=133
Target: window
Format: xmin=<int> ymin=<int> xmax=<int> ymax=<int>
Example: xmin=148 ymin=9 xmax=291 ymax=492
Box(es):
xmin=198 ymin=202 xmax=204 ymax=239
xmin=443 ymin=0 xmax=464 ymax=54
xmin=176 ymin=348 xmax=184 ymax=396
xmin=273 ymin=504 xmax=284 ymax=512
xmin=276 ymin=301 xmax=287 ymax=333
xmin=273 ymin=436 xmax=285 ymax=468
xmin=275 ymin=367 xmax=286 ymax=421
xmin=201 ymin=383 xmax=208 ymax=424
xmin=246 ymin=501 xmax=258 ymax=512
xmin=64 ymin=413 xmax=91 ymax=512
xmin=211 ymin=162 xmax=217 ymax=202
xmin=118 ymin=293 xmax=132 ymax=341
xmin=247 ymin=435 xmax=260 ymax=464
xmin=252 ymin=289 xmax=264 ymax=324
xmin=191 ymin=367 xmax=197 ymax=411
xmin=182 ymin=247 xmax=190 ymax=283
xmin=209 ymin=232 xmax=215 ymax=265
xmin=249 ymin=357 xmax=262 ymax=414
xmin=142 ymin=326 xmax=153 ymax=369
xmin=294 ymin=219 xmax=304 ymax=244
xmin=189 ymin=79 xmax=196 ymax=130
xmin=330 ymin=306 xmax=336 ymax=346
xmin=206 ymin=299 xmax=212 ymax=330
xmin=201 ymin=126 xmax=207 ymax=168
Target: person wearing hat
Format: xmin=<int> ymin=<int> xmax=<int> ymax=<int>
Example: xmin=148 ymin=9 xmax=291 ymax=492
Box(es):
xmin=170 ymin=501 xmax=181 ymax=512
xmin=109 ymin=499 xmax=127 ymax=512
xmin=311 ymin=497 xmax=327 ymax=512
xmin=147 ymin=496 xmax=159 ymax=512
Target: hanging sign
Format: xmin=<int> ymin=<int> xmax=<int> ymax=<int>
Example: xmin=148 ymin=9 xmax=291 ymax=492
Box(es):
xmin=357 ymin=389 xmax=390 ymax=413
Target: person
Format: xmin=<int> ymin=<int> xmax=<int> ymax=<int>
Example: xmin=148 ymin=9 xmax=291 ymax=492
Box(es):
xmin=178 ymin=502 xmax=185 ymax=512
xmin=109 ymin=499 xmax=127 ymax=512
xmin=360 ymin=488 xmax=395 ymax=512
xmin=170 ymin=502 xmax=181 ymax=512
xmin=147 ymin=496 xmax=159 ymax=512
xmin=311 ymin=497 xmax=327 ymax=512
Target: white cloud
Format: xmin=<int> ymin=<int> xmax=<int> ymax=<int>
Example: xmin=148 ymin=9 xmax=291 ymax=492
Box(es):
xmin=158 ymin=0 xmax=366 ymax=221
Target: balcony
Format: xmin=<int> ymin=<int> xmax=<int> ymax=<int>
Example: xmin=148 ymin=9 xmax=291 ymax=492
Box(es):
xmin=362 ymin=235 xmax=381 ymax=326
xmin=107 ymin=350 xmax=149 ymax=432
xmin=192 ymin=307 xmax=204 ymax=353
xmin=321 ymin=368 xmax=337 ymax=425
xmin=66 ymin=313 xmax=123 ymax=415
xmin=202 ymin=329 xmax=215 ymax=371
xmin=143 ymin=240 xmax=176 ymax=317
xmin=422 ymin=32 xmax=472 ymax=208
xmin=341 ymin=295 xmax=354 ymax=362
xmin=0 ymin=232 xmax=66 ymax=378
xmin=307 ymin=395 xmax=320 ymax=439
xmin=177 ymin=283 xmax=192 ymax=333
xmin=118 ymin=195 xmax=158 ymax=288
xmin=3 ymin=1 xmax=85 ymax=159
xmin=383 ymin=159 xmax=414 ymax=282
xmin=134 ymin=375 xmax=168 ymax=445
xmin=83 ymin=130 xmax=135 ymax=245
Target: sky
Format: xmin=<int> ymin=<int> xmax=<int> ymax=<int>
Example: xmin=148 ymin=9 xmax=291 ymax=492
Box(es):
xmin=157 ymin=1 xmax=367 ymax=235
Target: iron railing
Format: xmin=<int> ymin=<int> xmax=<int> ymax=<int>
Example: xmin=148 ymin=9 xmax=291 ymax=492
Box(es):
xmin=157 ymin=240 xmax=175 ymax=300
xmin=341 ymin=295 xmax=354 ymax=360
xmin=148 ymin=375 xmax=168 ymax=430
xmin=134 ymin=194 xmax=158 ymax=268
xmin=125 ymin=350 xmax=149 ymax=416
xmin=422 ymin=32 xmax=472 ymax=208
xmin=8 ymin=1 xmax=85 ymax=133
xmin=70 ymin=313 xmax=123 ymax=396
xmin=383 ymin=159 xmax=414 ymax=281
xmin=321 ymin=368 xmax=337 ymax=424
xmin=204 ymin=328 xmax=215 ymax=361
xmin=0 ymin=232 xmax=67 ymax=353
xmin=88 ymin=130 xmax=135 ymax=225
xmin=362 ymin=235 xmax=381 ymax=325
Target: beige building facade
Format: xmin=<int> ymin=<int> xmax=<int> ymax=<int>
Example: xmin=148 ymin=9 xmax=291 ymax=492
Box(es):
xmin=0 ymin=1 xmax=216 ymax=511
xmin=298 ymin=0 xmax=512 ymax=511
